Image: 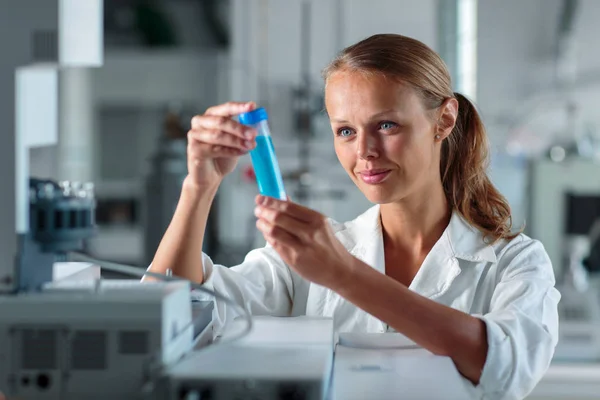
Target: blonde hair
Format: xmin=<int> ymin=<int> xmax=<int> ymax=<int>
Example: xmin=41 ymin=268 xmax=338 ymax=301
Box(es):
xmin=323 ymin=34 xmax=517 ymax=243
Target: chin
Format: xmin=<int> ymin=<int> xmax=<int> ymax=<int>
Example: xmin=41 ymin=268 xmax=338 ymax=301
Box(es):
xmin=359 ymin=185 xmax=405 ymax=205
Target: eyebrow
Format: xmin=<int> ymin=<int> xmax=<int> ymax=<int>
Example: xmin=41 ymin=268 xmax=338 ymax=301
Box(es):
xmin=329 ymin=109 xmax=398 ymax=123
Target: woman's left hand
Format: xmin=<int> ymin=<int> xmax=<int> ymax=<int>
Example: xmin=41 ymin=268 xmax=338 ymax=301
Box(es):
xmin=254 ymin=195 xmax=356 ymax=288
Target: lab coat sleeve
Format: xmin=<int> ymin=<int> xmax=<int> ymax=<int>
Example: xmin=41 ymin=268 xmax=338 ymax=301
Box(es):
xmin=194 ymin=245 xmax=307 ymax=335
xmin=473 ymin=238 xmax=560 ymax=400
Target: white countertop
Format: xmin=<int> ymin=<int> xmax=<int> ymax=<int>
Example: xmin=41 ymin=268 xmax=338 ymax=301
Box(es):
xmin=331 ymin=345 xmax=471 ymax=400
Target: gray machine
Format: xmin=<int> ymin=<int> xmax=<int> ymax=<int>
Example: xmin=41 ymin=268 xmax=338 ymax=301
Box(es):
xmin=15 ymin=179 xmax=96 ymax=291
xmin=0 ymin=280 xmax=195 ymax=399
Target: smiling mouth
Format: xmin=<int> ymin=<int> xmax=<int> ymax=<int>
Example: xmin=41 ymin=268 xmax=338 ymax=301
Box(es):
xmin=357 ymin=169 xmax=392 ymax=184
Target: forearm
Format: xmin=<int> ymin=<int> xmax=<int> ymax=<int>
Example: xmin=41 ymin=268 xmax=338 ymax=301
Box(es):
xmin=334 ymin=259 xmax=488 ymax=384
xmin=148 ymin=178 xmax=219 ymax=283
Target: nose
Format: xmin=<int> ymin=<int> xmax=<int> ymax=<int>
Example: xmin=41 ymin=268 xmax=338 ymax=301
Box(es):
xmin=356 ymin=131 xmax=379 ymax=160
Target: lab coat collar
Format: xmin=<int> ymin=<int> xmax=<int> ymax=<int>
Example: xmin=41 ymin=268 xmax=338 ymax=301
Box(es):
xmin=337 ymin=205 xmax=497 ymax=274
xmin=447 ymin=211 xmax=498 ymax=264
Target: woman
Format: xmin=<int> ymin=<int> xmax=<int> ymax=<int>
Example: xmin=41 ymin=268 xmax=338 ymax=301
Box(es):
xmin=147 ymin=34 xmax=559 ymax=399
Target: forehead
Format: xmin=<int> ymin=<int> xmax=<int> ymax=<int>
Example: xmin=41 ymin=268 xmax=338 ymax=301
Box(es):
xmin=324 ymin=70 xmax=421 ymax=113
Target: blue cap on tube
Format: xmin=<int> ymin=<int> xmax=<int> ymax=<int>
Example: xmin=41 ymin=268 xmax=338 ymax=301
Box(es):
xmin=238 ymin=107 xmax=268 ymax=125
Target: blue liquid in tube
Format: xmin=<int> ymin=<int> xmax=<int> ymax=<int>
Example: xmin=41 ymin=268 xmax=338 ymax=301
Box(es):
xmin=238 ymin=108 xmax=287 ymax=200
xmin=250 ymin=136 xmax=286 ymax=200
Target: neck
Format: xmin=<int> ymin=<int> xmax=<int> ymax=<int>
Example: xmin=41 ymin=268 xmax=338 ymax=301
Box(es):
xmin=380 ymin=182 xmax=451 ymax=254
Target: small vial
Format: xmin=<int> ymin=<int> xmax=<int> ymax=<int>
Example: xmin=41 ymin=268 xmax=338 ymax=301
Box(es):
xmin=238 ymin=108 xmax=287 ymax=200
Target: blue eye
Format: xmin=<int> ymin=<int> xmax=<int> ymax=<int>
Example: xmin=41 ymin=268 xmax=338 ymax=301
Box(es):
xmin=380 ymin=121 xmax=397 ymax=130
xmin=338 ymin=128 xmax=353 ymax=137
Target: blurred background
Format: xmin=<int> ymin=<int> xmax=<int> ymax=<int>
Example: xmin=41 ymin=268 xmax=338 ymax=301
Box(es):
xmin=18 ymin=0 xmax=600 ymax=285
xmin=25 ymin=0 xmax=600 ymax=271
xmin=6 ymin=0 xmax=600 ymax=397
xmin=18 ymin=0 xmax=600 ymax=290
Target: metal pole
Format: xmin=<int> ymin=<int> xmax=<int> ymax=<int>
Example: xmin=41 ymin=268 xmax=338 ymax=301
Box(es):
xmin=438 ymin=0 xmax=478 ymax=100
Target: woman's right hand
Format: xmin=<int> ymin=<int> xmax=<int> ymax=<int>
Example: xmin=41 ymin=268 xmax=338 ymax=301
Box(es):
xmin=186 ymin=101 xmax=257 ymax=188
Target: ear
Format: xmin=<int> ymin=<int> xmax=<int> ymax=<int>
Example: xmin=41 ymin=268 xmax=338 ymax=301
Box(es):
xmin=435 ymin=97 xmax=458 ymax=141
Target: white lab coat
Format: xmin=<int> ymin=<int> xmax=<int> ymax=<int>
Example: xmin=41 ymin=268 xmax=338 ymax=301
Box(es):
xmin=197 ymin=205 xmax=560 ymax=400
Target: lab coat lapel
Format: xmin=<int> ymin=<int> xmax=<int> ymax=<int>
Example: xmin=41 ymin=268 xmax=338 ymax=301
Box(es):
xmin=409 ymin=211 xmax=497 ymax=299
xmin=340 ymin=205 xmax=386 ymax=275
xmin=361 ymin=212 xmax=386 ymax=275
xmin=408 ymin=230 xmax=461 ymax=299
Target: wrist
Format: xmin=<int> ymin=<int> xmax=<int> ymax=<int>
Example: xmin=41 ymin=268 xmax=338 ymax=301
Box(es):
xmin=331 ymin=256 xmax=364 ymax=295
xmin=182 ymin=176 xmax=220 ymax=198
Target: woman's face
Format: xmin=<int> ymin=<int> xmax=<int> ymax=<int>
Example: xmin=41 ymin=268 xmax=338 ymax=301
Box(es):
xmin=325 ymin=70 xmax=448 ymax=205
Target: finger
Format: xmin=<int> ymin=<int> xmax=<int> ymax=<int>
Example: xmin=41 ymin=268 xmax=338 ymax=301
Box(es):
xmin=189 ymin=141 xmax=247 ymax=159
xmin=255 ymin=196 xmax=318 ymax=223
xmin=264 ymin=233 xmax=296 ymax=264
xmin=191 ymin=115 xmax=256 ymax=141
xmin=188 ymin=129 xmax=255 ymax=151
xmin=256 ymin=219 xmax=302 ymax=246
xmin=255 ymin=207 xmax=307 ymax=239
xmin=204 ymin=101 xmax=256 ymax=117
xmin=263 ymin=233 xmax=296 ymax=265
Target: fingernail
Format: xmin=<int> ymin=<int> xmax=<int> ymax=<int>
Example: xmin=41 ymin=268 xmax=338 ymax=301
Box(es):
xmin=244 ymin=140 xmax=253 ymax=148
xmin=254 ymin=207 xmax=261 ymax=217
xmin=245 ymin=129 xmax=255 ymax=139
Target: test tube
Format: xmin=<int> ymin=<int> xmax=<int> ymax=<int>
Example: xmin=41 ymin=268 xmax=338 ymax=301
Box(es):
xmin=238 ymin=108 xmax=287 ymax=200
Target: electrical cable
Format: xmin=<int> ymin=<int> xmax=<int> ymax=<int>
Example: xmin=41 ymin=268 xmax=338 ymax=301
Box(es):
xmin=67 ymin=252 xmax=253 ymax=344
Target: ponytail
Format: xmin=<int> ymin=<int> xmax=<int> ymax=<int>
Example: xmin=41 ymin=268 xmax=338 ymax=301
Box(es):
xmin=441 ymin=92 xmax=518 ymax=243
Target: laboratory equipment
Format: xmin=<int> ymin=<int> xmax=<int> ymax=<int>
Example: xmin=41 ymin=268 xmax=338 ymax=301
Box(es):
xmin=239 ymin=108 xmax=287 ymax=200
xmin=528 ymin=158 xmax=600 ymax=278
xmin=0 ymin=0 xmax=100 ymax=293
xmin=165 ymin=346 xmax=331 ymax=400
xmin=15 ymin=179 xmax=96 ymax=291
xmin=162 ymin=316 xmax=335 ymax=400
xmin=0 ymin=280 xmax=194 ymax=399
xmin=529 ymin=158 xmax=600 ymax=362
xmin=0 ymin=2 xmax=200 ymax=399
